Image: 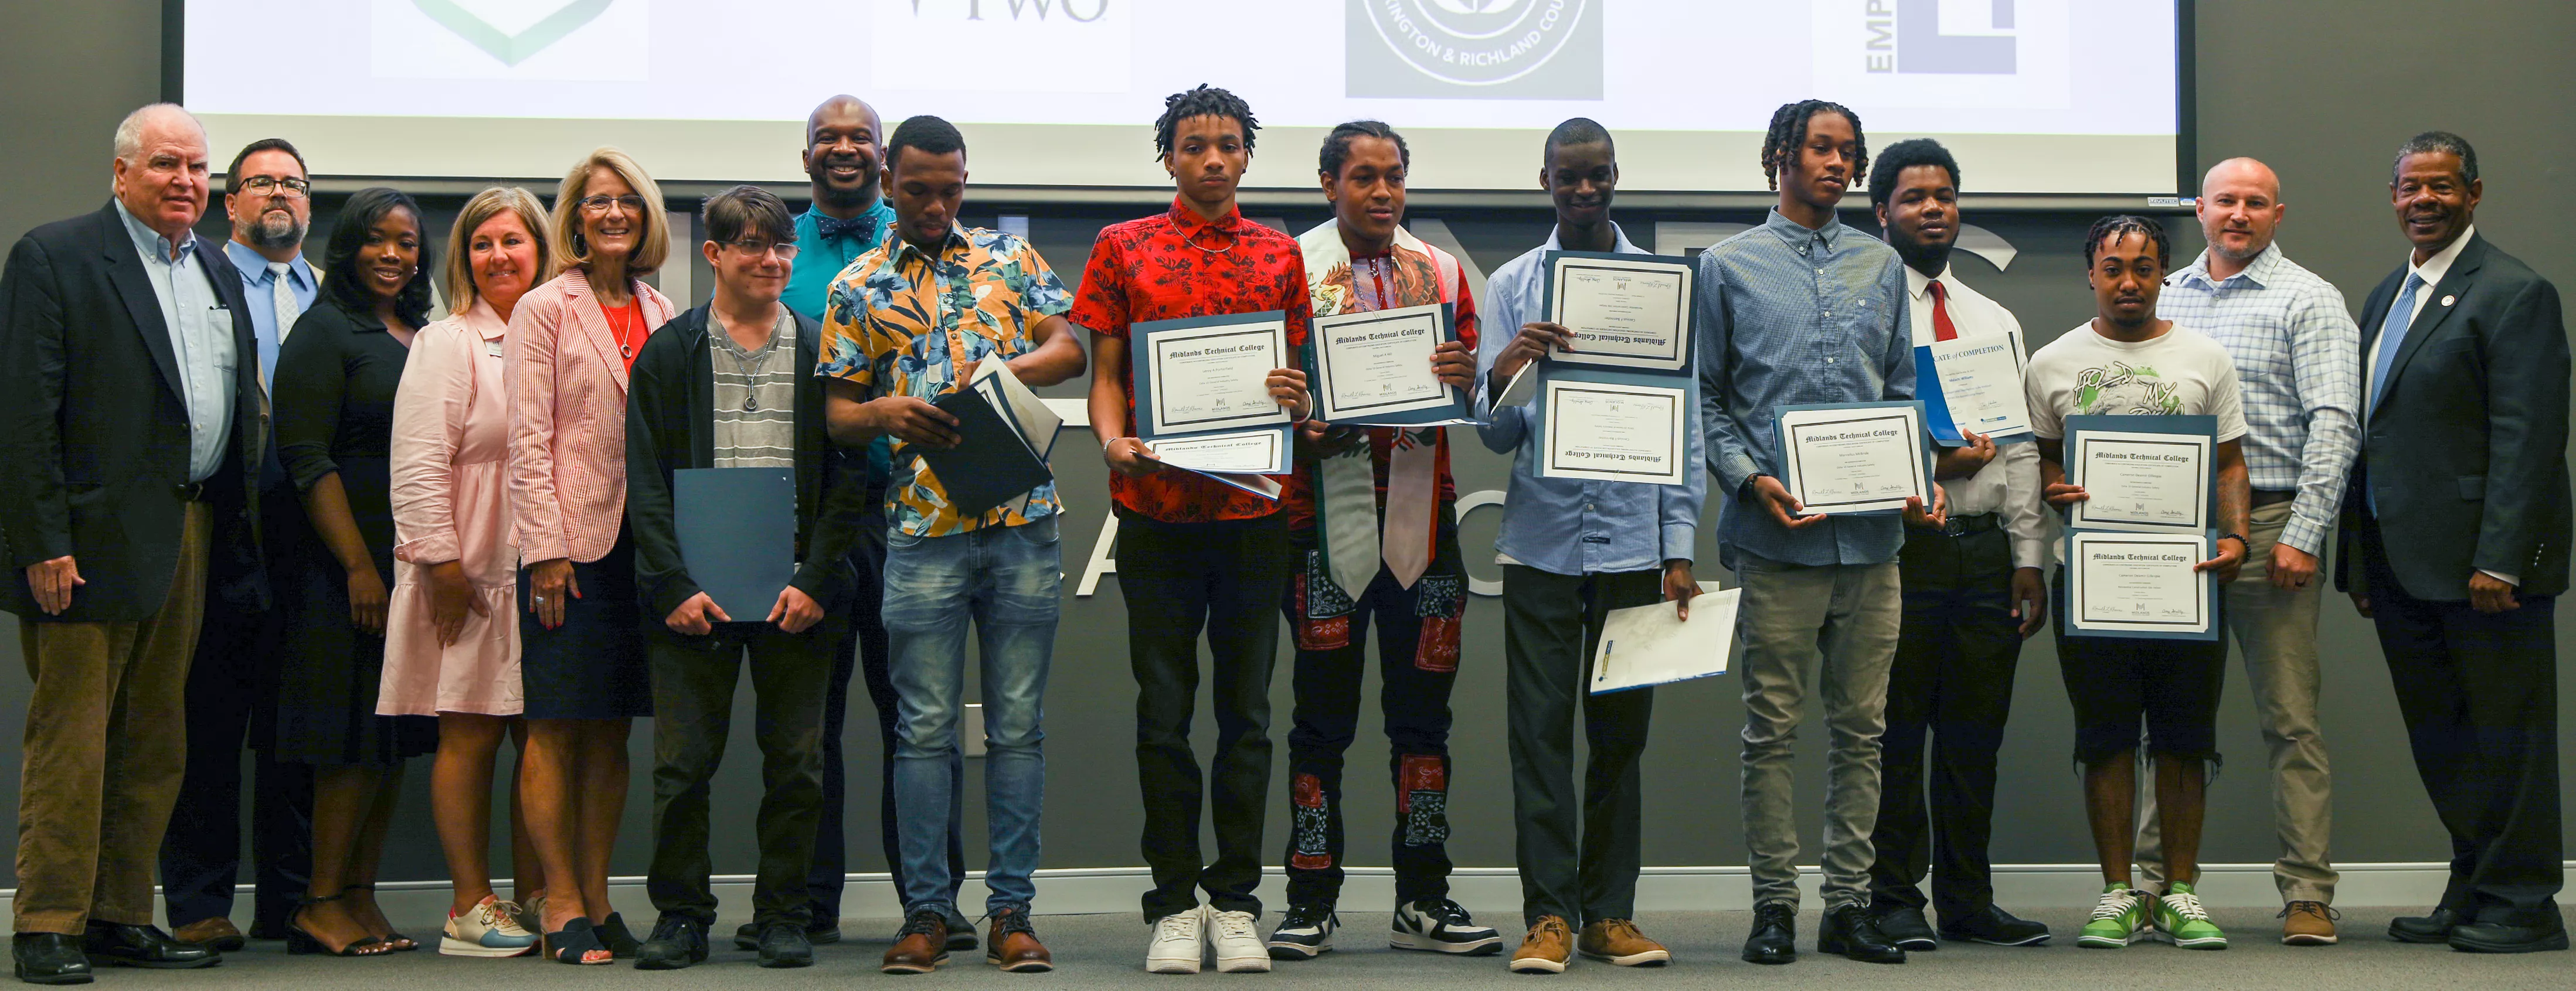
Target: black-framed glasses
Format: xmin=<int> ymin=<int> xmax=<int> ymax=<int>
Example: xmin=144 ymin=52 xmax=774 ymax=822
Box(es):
xmin=237 ymin=175 xmax=310 ymax=197
xmin=722 ymin=239 xmax=800 ymax=260
xmin=579 ymin=194 xmax=650 ymax=214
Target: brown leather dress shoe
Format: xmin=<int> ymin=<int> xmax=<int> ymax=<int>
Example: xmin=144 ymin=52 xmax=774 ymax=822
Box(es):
xmin=985 ymin=908 xmax=1052 ymax=973
xmin=2279 ymin=901 xmax=2339 ymax=946
xmin=1509 ymin=915 xmax=1572 ymax=973
xmin=1577 ymin=918 xmax=1670 ymax=966
xmin=882 ymin=908 xmax=950 ymax=975
xmin=170 ymin=919 xmax=246 ymax=953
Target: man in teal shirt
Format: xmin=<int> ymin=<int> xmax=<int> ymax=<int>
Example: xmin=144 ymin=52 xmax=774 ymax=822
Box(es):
xmin=784 ymin=94 xmax=896 ymax=321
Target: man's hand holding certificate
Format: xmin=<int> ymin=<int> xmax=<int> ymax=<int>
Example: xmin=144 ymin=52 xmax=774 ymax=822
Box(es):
xmin=1768 ymin=402 xmax=1942 ymax=526
xmin=1117 ymin=311 xmax=1312 ymax=498
xmin=1310 ymin=302 xmax=1476 ymax=425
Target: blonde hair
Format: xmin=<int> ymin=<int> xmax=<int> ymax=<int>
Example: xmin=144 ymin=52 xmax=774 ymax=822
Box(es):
xmin=549 ymin=146 xmax=669 ymax=276
xmin=440 ymin=186 xmax=555 ymax=309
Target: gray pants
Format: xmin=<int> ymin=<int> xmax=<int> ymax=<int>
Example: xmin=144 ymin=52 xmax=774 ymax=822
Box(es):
xmin=2139 ymin=499 xmax=2337 ymax=902
xmin=1735 ymin=552 xmax=1902 ymax=909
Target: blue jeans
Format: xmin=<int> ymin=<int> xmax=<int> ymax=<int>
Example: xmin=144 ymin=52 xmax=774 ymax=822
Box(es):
xmin=883 ymin=516 xmax=1062 ymax=914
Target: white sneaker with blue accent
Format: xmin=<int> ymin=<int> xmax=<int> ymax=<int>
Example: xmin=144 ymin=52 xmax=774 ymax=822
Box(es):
xmin=440 ymin=895 xmax=539 ymax=957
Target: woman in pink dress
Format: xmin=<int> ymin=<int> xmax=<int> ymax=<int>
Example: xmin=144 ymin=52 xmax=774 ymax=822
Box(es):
xmin=382 ymin=186 xmax=552 ymax=957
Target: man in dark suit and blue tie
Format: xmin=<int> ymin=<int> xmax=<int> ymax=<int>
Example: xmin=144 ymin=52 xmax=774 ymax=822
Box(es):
xmin=2336 ymin=130 xmax=2567 ymax=954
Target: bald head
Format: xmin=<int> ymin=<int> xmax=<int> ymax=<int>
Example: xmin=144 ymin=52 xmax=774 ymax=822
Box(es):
xmin=111 ymin=103 xmax=212 ymax=242
xmin=2201 ymin=157 xmax=2280 ymax=202
xmin=2196 ymin=156 xmax=2286 ymax=265
xmin=807 ymin=94 xmax=879 ymax=146
xmin=804 ymin=95 xmax=885 ymax=213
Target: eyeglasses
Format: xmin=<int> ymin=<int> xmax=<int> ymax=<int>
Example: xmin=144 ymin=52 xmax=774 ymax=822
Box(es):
xmin=722 ymin=239 xmax=800 ymax=260
xmin=579 ymin=194 xmax=650 ymax=214
xmin=237 ymin=175 xmax=310 ymax=197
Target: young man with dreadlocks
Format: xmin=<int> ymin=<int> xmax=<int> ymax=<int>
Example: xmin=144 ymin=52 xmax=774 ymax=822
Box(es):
xmin=1698 ymin=98 xmax=1940 ymax=966
xmin=1264 ymin=120 xmax=1499 ymax=961
xmin=1070 ymin=84 xmax=1315 ymax=975
xmin=2025 ymin=214 xmax=2250 ymax=951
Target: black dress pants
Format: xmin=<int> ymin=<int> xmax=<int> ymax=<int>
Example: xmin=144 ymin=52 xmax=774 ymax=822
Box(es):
xmin=647 ymin=618 xmax=842 ymax=927
xmin=1501 ymin=565 xmax=1659 ymax=928
xmin=1868 ymin=524 xmax=2019 ymax=919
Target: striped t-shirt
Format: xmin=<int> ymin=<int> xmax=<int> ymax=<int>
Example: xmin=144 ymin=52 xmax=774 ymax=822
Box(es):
xmin=711 ymin=311 xmax=798 ymax=468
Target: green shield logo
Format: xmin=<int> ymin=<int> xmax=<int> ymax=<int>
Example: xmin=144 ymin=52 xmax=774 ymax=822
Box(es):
xmin=412 ymin=0 xmax=616 ymax=67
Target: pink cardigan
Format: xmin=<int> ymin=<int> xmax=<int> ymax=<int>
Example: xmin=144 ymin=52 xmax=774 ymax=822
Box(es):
xmin=504 ymin=268 xmax=676 ymax=564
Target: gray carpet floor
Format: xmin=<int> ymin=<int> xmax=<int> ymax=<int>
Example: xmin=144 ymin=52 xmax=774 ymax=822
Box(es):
xmin=107 ymin=907 xmax=2570 ymax=990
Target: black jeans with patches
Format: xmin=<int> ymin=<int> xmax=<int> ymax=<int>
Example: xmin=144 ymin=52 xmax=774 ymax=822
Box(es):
xmin=1279 ymin=505 xmax=1464 ymax=910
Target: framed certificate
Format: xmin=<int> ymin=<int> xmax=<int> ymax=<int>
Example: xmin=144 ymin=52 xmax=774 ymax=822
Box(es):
xmin=1130 ymin=311 xmax=1294 ymax=440
xmin=1539 ymin=379 xmax=1689 ymax=486
xmin=1915 ymin=329 xmax=2034 ymax=443
xmin=1540 ymin=251 xmax=1695 ymax=373
xmin=1773 ymin=401 xmax=1932 ymax=516
xmin=2065 ymin=415 xmax=2216 ymax=534
xmin=2064 ymin=530 xmax=2218 ymax=640
xmin=1310 ymin=302 xmax=1470 ymax=425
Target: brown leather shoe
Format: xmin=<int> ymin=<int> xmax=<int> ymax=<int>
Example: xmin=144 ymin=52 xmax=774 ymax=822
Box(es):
xmin=985 ymin=908 xmax=1052 ymax=973
xmin=1577 ymin=918 xmax=1671 ymax=966
xmin=1509 ymin=915 xmax=1572 ymax=973
xmin=2280 ymin=901 xmax=2339 ymax=945
xmin=171 ymin=918 xmax=246 ymax=952
xmin=882 ymin=908 xmax=950 ymax=975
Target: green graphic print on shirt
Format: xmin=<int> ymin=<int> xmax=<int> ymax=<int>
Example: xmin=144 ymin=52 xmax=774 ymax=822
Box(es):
xmin=2071 ymin=360 xmax=2185 ymax=416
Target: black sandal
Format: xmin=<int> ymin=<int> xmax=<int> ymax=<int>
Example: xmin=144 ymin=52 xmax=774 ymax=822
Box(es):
xmin=286 ymin=893 xmax=393 ymax=957
xmin=344 ymin=884 xmax=419 ymax=951
xmin=544 ymin=916 xmax=611 ymax=965
xmin=597 ymin=912 xmax=641 ymax=957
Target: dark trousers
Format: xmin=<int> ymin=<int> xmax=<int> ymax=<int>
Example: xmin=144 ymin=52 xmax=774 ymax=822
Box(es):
xmin=1868 ymin=525 xmax=2018 ymax=918
xmin=645 ymin=617 xmax=842 ymax=927
xmin=1502 ymin=564 xmax=1658 ymax=928
xmin=1120 ymin=511 xmax=1292 ymax=922
xmin=1279 ymin=512 xmax=1466 ymax=908
xmin=2356 ymin=517 xmax=2563 ymax=922
xmin=157 ymin=595 xmax=313 ymax=933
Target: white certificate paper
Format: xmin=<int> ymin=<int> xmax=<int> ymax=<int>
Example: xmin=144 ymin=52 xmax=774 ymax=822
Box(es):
xmin=1313 ymin=303 xmax=1451 ymax=422
xmin=1144 ymin=319 xmax=1290 ymax=437
xmin=2067 ymin=531 xmax=2213 ymax=636
xmin=2069 ymin=430 xmax=2211 ymax=533
xmin=1547 ymin=254 xmax=1693 ymax=372
xmin=1589 ymin=584 xmax=1739 ymax=694
xmin=1921 ymin=330 xmax=2033 ymax=440
xmin=1142 ymin=429 xmax=1285 ymax=475
xmin=1540 ymin=380 xmax=1688 ymax=486
xmin=1776 ymin=405 xmax=1929 ymax=515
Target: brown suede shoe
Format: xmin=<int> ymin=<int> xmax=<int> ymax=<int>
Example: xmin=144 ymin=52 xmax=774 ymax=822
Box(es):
xmin=1509 ymin=915 xmax=1572 ymax=973
xmin=2280 ymin=901 xmax=2339 ymax=945
xmin=1577 ymin=918 xmax=1670 ymax=966
xmin=882 ymin=909 xmax=950 ymax=975
xmin=985 ymin=908 xmax=1052 ymax=973
xmin=171 ymin=918 xmax=246 ymax=952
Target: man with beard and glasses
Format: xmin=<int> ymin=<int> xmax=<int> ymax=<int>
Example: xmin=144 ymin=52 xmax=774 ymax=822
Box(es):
xmin=2142 ymin=156 xmax=2360 ymax=947
xmin=1857 ymin=138 xmax=2053 ymax=953
xmin=779 ymin=94 xmax=978 ymax=953
xmin=157 ymin=137 xmax=320 ymax=952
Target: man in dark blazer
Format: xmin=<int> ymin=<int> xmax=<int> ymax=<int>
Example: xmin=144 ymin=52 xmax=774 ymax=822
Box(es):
xmin=0 ymin=104 xmax=267 ymax=983
xmin=2336 ymin=130 xmax=2567 ymax=954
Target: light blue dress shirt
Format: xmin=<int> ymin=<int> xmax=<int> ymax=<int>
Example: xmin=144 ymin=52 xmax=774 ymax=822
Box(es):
xmin=1474 ymin=222 xmax=1706 ymax=577
xmin=1697 ymin=209 xmax=1914 ymax=570
xmin=221 ymin=239 xmax=315 ymax=384
xmin=115 ymin=199 xmax=236 ymax=482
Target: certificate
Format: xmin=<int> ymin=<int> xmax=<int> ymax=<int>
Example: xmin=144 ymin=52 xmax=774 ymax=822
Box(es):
xmin=1541 ymin=251 xmax=1695 ymax=373
xmin=1590 ymin=584 xmax=1739 ymax=694
xmin=1775 ymin=402 xmax=1931 ymax=515
xmin=1311 ymin=302 xmax=1466 ymax=424
xmin=1540 ymin=379 xmax=1688 ymax=486
xmin=1143 ymin=429 xmax=1286 ymax=475
xmin=1915 ymin=329 xmax=2033 ymax=442
xmin=2065 ymin=530 xmax=2217 ymax=639
xmin=2065 ymin=416 xmax=2214 ymax=533
xmin=1131 ymin=311 xmax=1292 ymax=438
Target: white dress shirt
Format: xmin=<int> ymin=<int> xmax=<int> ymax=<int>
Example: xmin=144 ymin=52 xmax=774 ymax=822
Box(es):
xmin=1907 ymin=264 xmax=2050 ymax=569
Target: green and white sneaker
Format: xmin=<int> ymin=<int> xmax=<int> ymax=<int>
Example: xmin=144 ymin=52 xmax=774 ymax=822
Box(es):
xmin=2078 ymin=883 xmax=2151 ymax=948
xmin=2151 ymin=882 xmax=2229 ymax=949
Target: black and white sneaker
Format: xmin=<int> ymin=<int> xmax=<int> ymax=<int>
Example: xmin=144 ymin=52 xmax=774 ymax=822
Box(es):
xmin=1391 ymin=899 xmax=1503 ymax=955
xmin=1267 ymin=904 xmax=1337 ymax=960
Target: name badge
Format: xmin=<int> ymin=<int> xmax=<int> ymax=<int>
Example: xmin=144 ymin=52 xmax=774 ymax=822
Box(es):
xmin=485 ymin=339 xmax=505 ymax=357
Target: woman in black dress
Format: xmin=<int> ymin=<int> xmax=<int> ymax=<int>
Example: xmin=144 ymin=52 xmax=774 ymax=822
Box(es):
xmin=271 ymin=187 xmax=441 ymax=956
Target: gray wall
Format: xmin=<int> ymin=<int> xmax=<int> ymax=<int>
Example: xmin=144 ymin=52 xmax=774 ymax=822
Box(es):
xmin=1 ymin=1 xmax=2569 ymax=889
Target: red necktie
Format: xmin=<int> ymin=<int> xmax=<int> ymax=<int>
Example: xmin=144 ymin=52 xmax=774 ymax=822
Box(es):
xmin=1928 ymin=280 xmax=1959 ymax=342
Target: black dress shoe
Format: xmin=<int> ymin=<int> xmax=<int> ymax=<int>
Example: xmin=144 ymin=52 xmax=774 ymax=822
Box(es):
xmin=1939 ymin=904 xmax=2053 ymax=946
xmin=755 ymin=921 xmax=814 ymax=968
xmin=1871 ymin=905 xmax=1936 ymax=952
xmin=2448 ymin=913 xmax=2569 ymax=954
xmin=1818 ymin=904 xmax=1906 ymax=964
xmin=943 ymin=907 xmax=978 ymax=952
xmin=1741 ymin=901 xmax=1798 ymax=965
xmin=12 ymin=934 xmax=91 ymax=985
xmin=736 ymin=920 xmax=841 ymax=950
xmin=2388 ymin=907 xmax=2467 ymax=944
xmin=80 ymin=924 xmax=218 ymax=969
xmin=634 ymin=914 xmax=709 ymax=970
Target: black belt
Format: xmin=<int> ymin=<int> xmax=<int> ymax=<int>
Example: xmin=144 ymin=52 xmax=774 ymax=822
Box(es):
xmin=2252 ymin=489 xmax=2296 ymax=508
xmin=175 ymin=481 xmax=207 ymax=502
xmin=1913 ymin=511 xmax=2000 ymax=537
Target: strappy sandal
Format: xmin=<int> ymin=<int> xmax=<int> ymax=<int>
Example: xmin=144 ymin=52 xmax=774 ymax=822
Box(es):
xmin=543 ymin=916 xmax=613 ymax=965
xmin=286 ymin=892 xmax=395 ymax=956
xmin=345 ymin=884 xmax=420 ymax=951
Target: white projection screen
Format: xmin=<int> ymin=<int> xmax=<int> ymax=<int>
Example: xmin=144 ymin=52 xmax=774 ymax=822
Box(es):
xmin=182 ymin=1 xmax=2184 ymax=195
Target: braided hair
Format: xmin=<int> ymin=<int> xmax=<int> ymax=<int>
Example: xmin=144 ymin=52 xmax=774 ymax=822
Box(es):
xmin=2082 ymin=214 xmax=2171 ymax=270
xmin=1319 ymin=120 xmax=1408 ymax=179
xmin=1760 ymin=99 xmax=1866 ymax=192
xmin=1154 ymin=84 xmax=1259 ymax=159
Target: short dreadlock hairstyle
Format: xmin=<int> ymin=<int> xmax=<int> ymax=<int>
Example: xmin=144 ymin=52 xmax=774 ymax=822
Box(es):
xmin=1867 ymin=138 xmax=1960 ymax=209
xmin=1760 ymin=99 xmax=1866 ymax=192
xmin=2392 ymin=130 xmax=2478 ymax=185
xmin=1153 ymin=84 xmax=1258 ymax=159
xmin=2082 ymin=214 xmax=2170 ymax=271
xmin=1319 ymin=120 xmax=1408 ymax=179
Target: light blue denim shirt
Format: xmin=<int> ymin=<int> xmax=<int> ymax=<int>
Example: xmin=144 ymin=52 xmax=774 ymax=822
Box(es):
xmin=1474 ymin=222 xmax=1705 ymax=577
xmin=116 ymin=199 xmax=236 ymax=482
xmin=221 ymin=239 xmax=315 ymax=384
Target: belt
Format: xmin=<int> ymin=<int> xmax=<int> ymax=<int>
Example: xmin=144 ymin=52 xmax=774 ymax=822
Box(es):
xmin=175 ymin=481 xmax=207 ymax=502
xmin=2252 ymin=489 xmax=2296 ymax=508
xmin=1914 ymin=511 xmax=2000 ymax=537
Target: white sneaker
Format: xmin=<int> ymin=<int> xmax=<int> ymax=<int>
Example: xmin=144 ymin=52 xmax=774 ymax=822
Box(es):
xmin=1146 ymin=905 xmax=1207 ymax=974
xmin=440 ymin=894 xmax=539 ymax=957
xmin=1391 ymin=899 xmax=1503 ymax=955
xmin=1209 ymin=910 xmax=1272 ymax=973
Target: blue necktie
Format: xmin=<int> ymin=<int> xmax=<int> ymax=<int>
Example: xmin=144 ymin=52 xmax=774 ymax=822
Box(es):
xmin=2365 ymin=274 xmax=2424 ymax=516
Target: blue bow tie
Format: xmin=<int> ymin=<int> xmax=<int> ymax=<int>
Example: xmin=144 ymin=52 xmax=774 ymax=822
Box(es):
xmin=814 ymin=211 xmax=879 ymax=242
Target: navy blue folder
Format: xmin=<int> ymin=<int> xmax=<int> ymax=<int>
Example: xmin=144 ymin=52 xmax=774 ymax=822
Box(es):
xmin=674 ymin=466 xmax=796 ymax=620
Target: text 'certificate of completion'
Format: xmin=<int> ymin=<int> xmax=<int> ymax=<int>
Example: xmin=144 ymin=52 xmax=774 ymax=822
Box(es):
xmin=1542 ymin=251 xmax=1695 ymax=373
xmin=1541 ymin=379 xmax=1688 ymax=486
xmin=1775 ymin=401 xmax=1931 ymax=515
xmin=1915 ymin=329 xmax=2033 ymax=442
xmin=2065 ymin=416 xmax=2214 ymax=534
xmin=1133 ymin=312 xmax=1292 ymax=439
xmin=1311 ymin=302 xmax=1464 ymax=424
xmin=2065 ymin=530 xmax=2217 ymax=639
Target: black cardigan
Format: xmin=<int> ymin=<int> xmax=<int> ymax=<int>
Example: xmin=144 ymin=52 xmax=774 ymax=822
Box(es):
xmin=625 ymin=304 xmax=868 ymax=621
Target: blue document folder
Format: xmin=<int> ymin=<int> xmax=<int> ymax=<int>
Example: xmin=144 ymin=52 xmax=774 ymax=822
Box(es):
xmin=674 ymin=466 xmax=796 ymax=621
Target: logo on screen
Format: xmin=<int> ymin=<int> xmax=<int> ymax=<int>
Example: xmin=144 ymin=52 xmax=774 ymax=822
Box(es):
xmin=1866 ymin=0 xmax=2016 ymax=75
xmin=1346 ymin=0 xmax=1601 ymax=100
xmin=410 ymin=0 xmax=611 ymax=66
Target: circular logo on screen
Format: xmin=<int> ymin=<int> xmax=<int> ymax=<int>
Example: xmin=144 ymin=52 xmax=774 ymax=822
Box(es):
xmin=1362 ymin=0 xmax=1589 ymax=87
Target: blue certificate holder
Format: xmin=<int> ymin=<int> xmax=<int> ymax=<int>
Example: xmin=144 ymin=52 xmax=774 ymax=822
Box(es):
xmin=1306 ymin=302 xmax=1474 ymax=427
xmin=1768 ymin=400 xmax=1934 ymax=517
xmin=2061 ymin=415 xmax=2217 ymax=534
xmin=1129 ymin=311 xmax=1295 ymax=496
xmin=673 ymin=466 xmax=796 ymax=621
xmin=1915 ymin=328 xmax=2035 ymax=445
xmin=2060 ymin=528 xmax=2222 ymax=642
